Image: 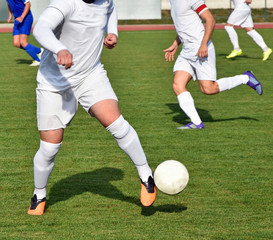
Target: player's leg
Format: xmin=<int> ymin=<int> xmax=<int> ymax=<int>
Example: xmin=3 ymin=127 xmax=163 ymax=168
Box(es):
xmin=28 ymin=89 xmax=77 ymax=215
xmin=225 ymin=23 xmax=242 ymax=58
xmin=173 ymin=71 xmax=204 ymax=129
xmin=19 ymin=34 xmax=41 ymax=65
xmin=245 ymin=27 xmax=272 ymax=61
xmin=198 ymin=43 xmax=262 ymax=95
xmin=89 ymin=100 xmax=156 ymax=207
xmin=78 ymin=67 xmax=156 ymax=207
xmin=17 ymin=16 xmax=42 ymax=66
xmin=28 ymin=129 xmax=63 ymax=215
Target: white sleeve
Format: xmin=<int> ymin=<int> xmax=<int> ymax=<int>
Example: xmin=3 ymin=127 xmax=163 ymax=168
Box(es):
xmin=106 ymin=2 xmax=118 ymax=37
xmin=33 ymin=0 xmax=73 ymax=54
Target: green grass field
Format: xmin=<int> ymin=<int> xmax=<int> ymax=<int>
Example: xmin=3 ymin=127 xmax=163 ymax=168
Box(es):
xmin=0 ymin=28 xmax=272 ymax=240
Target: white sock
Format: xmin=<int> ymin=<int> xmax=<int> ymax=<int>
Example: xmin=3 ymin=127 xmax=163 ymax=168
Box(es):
xmin=33 ymin=140 xmax=62 ymax=199
xmin=217 ymin=75 xmax=249 ymax=92
xmin=247 ymin=30 xmax=268 ymax=52
xmin=177 ymin=91 xmax=202 ymax=125
xmin=225 ymin=26 xmax=240 ymax=50
xmin=106 ymin=115 xmax=152 ymax=182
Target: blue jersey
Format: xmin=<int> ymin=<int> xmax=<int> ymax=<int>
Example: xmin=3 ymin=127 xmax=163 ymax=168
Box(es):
xmin=6 ymin=0 xmax=32 ymax=18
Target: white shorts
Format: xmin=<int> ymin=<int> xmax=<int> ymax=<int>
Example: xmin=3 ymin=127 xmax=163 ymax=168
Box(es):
xmin=227 ymin=8 xmax=254 ymax=28
xmin=36 ymin=65 xmax=118 ymax=131
xmin=173 ymin=42 xmax=217 ymax=81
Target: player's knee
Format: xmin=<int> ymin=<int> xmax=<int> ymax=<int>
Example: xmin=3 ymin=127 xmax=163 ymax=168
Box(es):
xmin=173 ymin=82 xmax=186 ymax=96
xmin=200 ymin=85 xmax=215 ymax=95
xmin=35 ymin=140 xmax=62 ymax=164
xmin=13 ymin=41 xmax=21 ymax=48
xmin=106 ymin=115 xmax=130 ymax=139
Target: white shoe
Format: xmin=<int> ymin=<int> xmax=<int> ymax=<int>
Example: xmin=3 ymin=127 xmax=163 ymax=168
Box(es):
xmin=37 ymin=48 xmax=44 ymax=60
xmin=29 ymin=60 xmax=40 ymax=67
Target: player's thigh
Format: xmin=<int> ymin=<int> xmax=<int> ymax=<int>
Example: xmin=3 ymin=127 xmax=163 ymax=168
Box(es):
xmin=36 ymin=88 xmax=78 ymax=132
xmin=75 ymin=65 xmax=119 ymax=127
xmin=89 ymin=99 xmax=121 ymax=127
xmin=40 ymin=129 xmax=64 ymax=144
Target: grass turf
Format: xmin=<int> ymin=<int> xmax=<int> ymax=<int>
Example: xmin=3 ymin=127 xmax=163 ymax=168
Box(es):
xmin=0 ymin=29 xmax=272 ymax=239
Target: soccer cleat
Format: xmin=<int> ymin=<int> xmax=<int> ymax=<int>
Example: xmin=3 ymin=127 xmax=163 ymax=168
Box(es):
xmin=177 ymin=122 xmax=205 ymax=130
xmin=226 ymin=49 xmax=242 ymax=59
xmin=140 ymin=176 xmax=156 ymax=207
xmin=28 ymin=194 xmax=46 ymax=215
xmin=29 ymin=60 xmax=40 ymax=67
xmin=244 ymin=71 xmax=263 ymax=95
xmin=262 ymin=48 xmax=272 ymax=61
xmin=37 ymin=48 xmax=44 ymax=61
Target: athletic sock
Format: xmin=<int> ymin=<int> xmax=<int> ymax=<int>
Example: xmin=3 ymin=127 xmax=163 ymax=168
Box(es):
xmin=24 ymin=43 xmax=41 ymax=61
xmin=33 ymin=140 xmax=62 ymax=199
xmin=247 ymin=30 xmax=268 ymax=52
xmin=106 ymin=115 xmax=152 ymax=182
xmin=225 ymin=26 xmax=240 ymax=50
xmin=217 ymin=75 xmax=249 ymax=92
xmin=177 ymin=91 xmax=202 ymax=125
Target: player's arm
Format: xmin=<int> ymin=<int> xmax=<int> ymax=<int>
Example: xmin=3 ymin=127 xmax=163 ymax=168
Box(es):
xmin=196 ymin=8 xmax=215 ymax=61
xmin=33 ymin=2 xmax=74 ymax=69
xmin=16 ymin=1 xmax=31 ymax=23
xmin=245 ymin=0 xmax=252 ymax=4
xmin=7 ymin=4 xmax=13 ymax=23
xmin=104 ymin=2 xmax=118 ymax=49
xmin=163 ymin=36 xmax=181 ymax=62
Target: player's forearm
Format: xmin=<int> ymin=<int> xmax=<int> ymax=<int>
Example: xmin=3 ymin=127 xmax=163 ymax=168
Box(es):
xmin=107 ymin=4 xmax=118 ymax=38
xmin=20 ymin=2 xmax=31 ymax=20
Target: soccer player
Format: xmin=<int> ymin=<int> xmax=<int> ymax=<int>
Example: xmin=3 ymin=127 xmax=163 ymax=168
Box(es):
xmin=164 ymin=0 xmax=263 ymax=130
xmin=27 ymin=0 xmax=156 ymax=215
xmin=6 ymin=0 xmax=42 ymax=66
xmin=225 ymin=0 xmax=272 ymax=61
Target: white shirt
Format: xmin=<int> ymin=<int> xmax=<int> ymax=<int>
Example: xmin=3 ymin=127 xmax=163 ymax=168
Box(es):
xmin=170 ymin=0 xmax=208 ymax=60
xmin=33 ymin=0 xmax=118 ymax=91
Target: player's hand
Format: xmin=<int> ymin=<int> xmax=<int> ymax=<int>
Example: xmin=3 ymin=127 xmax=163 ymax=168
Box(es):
xmin=104 ymin=34 xmax=117 ymax=49
xmin=196 ymin=43 xmax=208 ymax=61
xmin=163 ymin=44 xmax=178 ymax=62
xmin=15 ymin=16 xmax=24 ymax=23
xmin=57 ymin=49 xmax=74 ymax=69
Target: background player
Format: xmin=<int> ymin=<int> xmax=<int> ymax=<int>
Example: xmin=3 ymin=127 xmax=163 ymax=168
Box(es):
xmin=27 ymin=0 xmax=156 ymax=215
xmin=164 ymin=0 xmax=263 ymax=130
xmin=6 ymin=0 xmax=42 ymax=66
xmin=225 ymin=0 xmax=272 ymax=61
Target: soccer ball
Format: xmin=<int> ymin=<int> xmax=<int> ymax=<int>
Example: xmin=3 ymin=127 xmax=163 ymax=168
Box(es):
xmin=154 ymin=160 xmax=189 ymax=195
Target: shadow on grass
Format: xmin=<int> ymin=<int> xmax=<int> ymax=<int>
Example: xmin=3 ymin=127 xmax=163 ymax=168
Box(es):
xmin=15 ymin=59 xmax=32 ymax=65
xmin=47 ymin=167 xmax=187 ymax=216
xmin=218 ymin=53 xmax=261 ymax=60
xmin=166 ymin=103 xmax=258 ymax=125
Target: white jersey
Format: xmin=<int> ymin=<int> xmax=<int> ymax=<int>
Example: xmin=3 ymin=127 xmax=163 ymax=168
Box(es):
xmin=170 ymin=0 xmax=208 ymax=60
xmin=33 ymin=0 xmax=118 ymax=91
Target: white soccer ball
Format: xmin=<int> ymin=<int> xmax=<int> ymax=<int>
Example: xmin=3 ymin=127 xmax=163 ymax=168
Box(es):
xmin=154 ymin=160 xmax=189 ymax=195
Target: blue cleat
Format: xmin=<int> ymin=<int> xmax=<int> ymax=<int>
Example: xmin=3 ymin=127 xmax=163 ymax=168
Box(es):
xmin=244 ymin=71 xmax=263 ymax=95
xmin=177 ymin=122 xmax=205 ymax=130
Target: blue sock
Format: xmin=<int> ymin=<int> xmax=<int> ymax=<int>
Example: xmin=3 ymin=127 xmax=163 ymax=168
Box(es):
xmin=24 ymin=44 xmax=41 ymax=61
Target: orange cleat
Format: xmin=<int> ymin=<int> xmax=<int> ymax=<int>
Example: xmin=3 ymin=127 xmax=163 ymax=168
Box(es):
xmin=140 ymin=176 xmax=157 ymax=207
xmin=28 ymin=194 xmax=46 ymax=215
